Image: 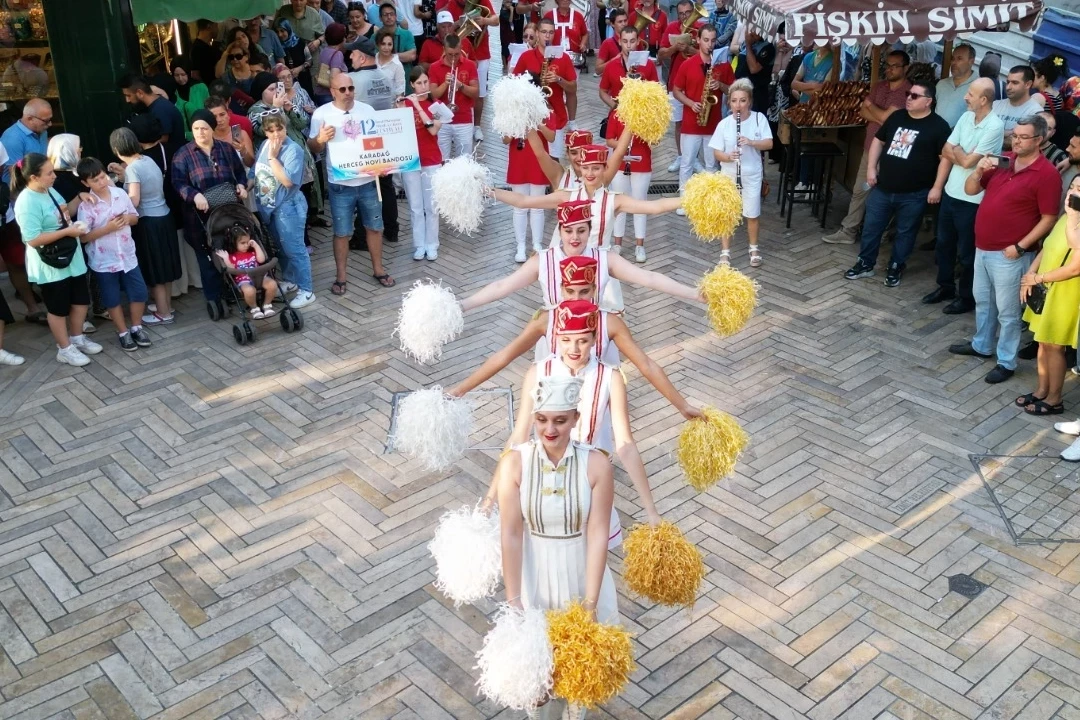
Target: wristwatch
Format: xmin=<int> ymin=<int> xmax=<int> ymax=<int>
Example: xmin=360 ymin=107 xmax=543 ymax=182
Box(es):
xmin=1014 ymin=243 xmax=1026 ymax=256
xmin=423 ymin=121 xmax=434 ymax=128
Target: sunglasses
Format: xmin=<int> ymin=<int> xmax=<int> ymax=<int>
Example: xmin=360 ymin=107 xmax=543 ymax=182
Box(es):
xmin=906 ymin=92 xmax=928 ymax=100
xmin=334 ymin=85 xmax=355 ymax=92
xmin=229 ymin=53 xmax=246 ymax=61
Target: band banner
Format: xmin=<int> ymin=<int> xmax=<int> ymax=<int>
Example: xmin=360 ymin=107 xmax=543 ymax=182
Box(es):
xmin=326 ymin=107 xmax=421 ymax=183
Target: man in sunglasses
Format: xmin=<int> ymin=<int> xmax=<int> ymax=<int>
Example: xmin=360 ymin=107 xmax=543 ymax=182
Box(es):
xmin=823 ymin=50 xmax=911 ymax=245
xmin=843 ymin=82 xmax=951 ymax=289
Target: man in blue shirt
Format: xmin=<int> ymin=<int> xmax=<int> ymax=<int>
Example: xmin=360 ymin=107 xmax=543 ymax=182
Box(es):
xmin=244 ymin=16 xmax=286 ymax=65
xmin=0 ymin=98 xmax=49 ymax=184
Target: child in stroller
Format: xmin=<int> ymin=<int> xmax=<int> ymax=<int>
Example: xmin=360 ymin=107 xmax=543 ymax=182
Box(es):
xmin=216 ymin=223 xmax=278 ymax=319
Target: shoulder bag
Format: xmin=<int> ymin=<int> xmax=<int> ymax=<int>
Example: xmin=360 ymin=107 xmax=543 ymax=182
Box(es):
xmin=37 ymin=190 xmax=80 ymax=269
xmin=316 ymin=49 xmax=342 ymax=89
xmin=1026 ymin=249 xmax=1071 ymax=315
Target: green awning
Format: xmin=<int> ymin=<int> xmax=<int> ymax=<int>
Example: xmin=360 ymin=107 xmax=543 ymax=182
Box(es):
xmin=130 ymin=0 xmax=282 ymax=25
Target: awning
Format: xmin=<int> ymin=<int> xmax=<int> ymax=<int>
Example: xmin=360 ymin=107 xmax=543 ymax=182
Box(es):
xmin=732 ymin=0 xmax=1045 ymax=45
xmin=130 ymin=0 xmax=281 ymax=25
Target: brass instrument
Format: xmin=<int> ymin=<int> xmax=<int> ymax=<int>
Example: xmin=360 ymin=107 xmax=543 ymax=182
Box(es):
xmin=697 ymin=59 xmax=718 ymax=127
xmin=539 ymin=55 xmax=553 ymax=98
xmin=631 ymin=8 xmax=657 ymax=33
xmin=447 ymin=60 xmax=460 ymax=112
xmin=455 ymin=0 xmax=491 ymax=44
xmin=680 ymin=2 xmax=708 ymax=35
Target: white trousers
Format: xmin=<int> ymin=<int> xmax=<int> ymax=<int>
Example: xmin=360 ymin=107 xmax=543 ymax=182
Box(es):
xmin=610 ymin=171 xmax=651 ymax=240
xmin=510 ymin=183 xmax=547 ymax=250
xmin=551 ymin=127 xmax=566 ymax=160
xmin=477 ymin=58 xmax=490 ymax=97
xmin=679 ymin=133 xmax=718 ymax=190
xmin=403 ymin=167 xmax=439 ymax=252
xmin=438 ymin=122 xmax=475 ymax=161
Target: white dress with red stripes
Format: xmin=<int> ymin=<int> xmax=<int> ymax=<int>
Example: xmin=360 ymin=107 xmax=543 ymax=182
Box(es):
xmin=558 ymin=167 xmax=581 ymax=192
xmin=541 ymin=354 xmax=621 ymax=548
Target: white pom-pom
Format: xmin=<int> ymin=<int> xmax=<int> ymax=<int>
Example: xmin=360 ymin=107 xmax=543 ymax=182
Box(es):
xmin=429 ymin=504 xmax=502 ymax=605
xmin=396 ymin=280 xmax=463 ymax=364
xmin=477 ymin=604 xmax=553 ymax=710
xmin=393 ymin=387 xmax=474 ymax=471
xmin=432 ymin=155 xmax=491 ymax=236
xmin=490 ymin=74 xmax=551 ymax=140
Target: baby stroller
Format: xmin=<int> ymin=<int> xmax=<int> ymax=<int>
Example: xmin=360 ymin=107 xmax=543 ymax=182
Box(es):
xmin=202 ymin=201 xmax=304 ymax=345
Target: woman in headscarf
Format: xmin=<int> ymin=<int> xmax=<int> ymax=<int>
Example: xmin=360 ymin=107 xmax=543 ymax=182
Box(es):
xmin=172 ymin=57 xmax=210 ymax=141
xmin=171 ymin=109 xmax=249 ymax=316
xmin=274 ymin=18 xmax=316 ymax=99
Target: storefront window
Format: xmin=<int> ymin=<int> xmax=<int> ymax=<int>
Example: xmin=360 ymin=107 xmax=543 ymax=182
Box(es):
xmin=137 ymin=20 xmax=177 ymax=76
xmin=0 ymin=0 xmax=61 ymax=128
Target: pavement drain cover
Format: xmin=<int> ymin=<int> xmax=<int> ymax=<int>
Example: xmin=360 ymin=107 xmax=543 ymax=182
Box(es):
xmin=948 ymin=574 xmax=986 ymax=599
xmin=970 ymin=453 xmax=1080 ymax=545
xmin=385 ymin=388 xmax=514 ymax=455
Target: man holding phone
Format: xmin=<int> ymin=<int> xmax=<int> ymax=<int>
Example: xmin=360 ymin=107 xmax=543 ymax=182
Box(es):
xmin=949 ymin=114 xmax=1061 ymax=383
xmin=923 ymin=77 xmax=1003 ymax=315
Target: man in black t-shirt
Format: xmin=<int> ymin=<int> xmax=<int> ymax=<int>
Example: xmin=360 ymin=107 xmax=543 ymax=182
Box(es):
xmin=844 ymin=82 xmax=951 ymax=288
xmin=190 ymin=19 xmax=221 ymax=85
xmin=734 ymin=32 xmax=775 ymax=113
xmin=119 ymin=75 xmax=187 ymax=163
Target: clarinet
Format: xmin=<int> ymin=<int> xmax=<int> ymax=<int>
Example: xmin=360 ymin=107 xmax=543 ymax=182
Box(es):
xmin=735 ymin=112 xmax=742 ymax=190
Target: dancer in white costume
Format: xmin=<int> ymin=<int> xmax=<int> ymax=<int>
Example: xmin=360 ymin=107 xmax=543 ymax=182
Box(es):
xmin=496 ymin=373 xmax=618 ymax=720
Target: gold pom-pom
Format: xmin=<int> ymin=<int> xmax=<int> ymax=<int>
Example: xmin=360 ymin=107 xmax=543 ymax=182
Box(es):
xmin=698 ymin=263 xmax=759 ymax=337
xmin=547 ymin=601 xmax=635 ymax=708
xmin=676 ymin=407 xmax=748 ymax=491
xmin=622 ymin=522 xmax=705 ymax=607
xmin=683 ymin=172 xmax=743 ymax=241
xmin=614 ymin=78 xmax=672 ymax=146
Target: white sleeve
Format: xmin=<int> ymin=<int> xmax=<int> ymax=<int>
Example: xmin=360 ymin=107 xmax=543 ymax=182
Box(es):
xmin=308 ymin=108 xmax=322 ymax=139
xmin=707 ymin=120 xmax=729 ymax=152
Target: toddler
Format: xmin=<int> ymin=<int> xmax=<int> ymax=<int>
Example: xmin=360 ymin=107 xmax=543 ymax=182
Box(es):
xmin=215 ymin=224 xmax=278 ymax=318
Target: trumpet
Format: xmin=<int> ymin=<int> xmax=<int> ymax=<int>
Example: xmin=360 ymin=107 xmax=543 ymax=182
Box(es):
xmin=447 ymin=61 xmax=460 ymax=112
xmin=697 ymin=59 xmax=718 ymax=127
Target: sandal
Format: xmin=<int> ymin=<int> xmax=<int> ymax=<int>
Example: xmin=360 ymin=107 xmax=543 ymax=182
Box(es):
xmin=718 ymin=250 xmax=731 ymax=266
xmin=373 ymin=273 xmax=396 ymax=288
xmin=261 ymin=304 xmax=276 ymax=317
xmin=749 ymin=245 xmax=763 ymax=267
xmin=1015 ymin=392 xmax=1046 ymax=407
xmin=1025 ymin=400 xmax=1065 ymax=416
xmin=251 ymin=307 xmax=265 ymax=320
xmin=331 ymin=281 xmax=347 ymax=296
xmin=25 ymin=310 xmax=47 ymax=325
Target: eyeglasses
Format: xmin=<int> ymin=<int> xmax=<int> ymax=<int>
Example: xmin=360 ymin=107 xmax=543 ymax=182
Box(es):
xmin=229 ymin=53 xmax=246 ymax=61
xmin=28 ymin=115 xmax=52 ymax=124
xmin=906 ymin=92 xmax=928 ymax=100
xmin=334 ymin=85 xmax=356 ymax=92
xmin=1013 ymin=134 xmax=1038 ymax=141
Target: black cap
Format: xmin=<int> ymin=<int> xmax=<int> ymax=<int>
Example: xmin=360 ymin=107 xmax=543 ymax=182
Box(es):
xmin=344 ymin=36 xmax=377 ymax=58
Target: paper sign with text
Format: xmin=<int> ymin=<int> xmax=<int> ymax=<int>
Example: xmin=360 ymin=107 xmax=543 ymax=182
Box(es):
xmin=326 ymin=107 xmax=421 ymax=183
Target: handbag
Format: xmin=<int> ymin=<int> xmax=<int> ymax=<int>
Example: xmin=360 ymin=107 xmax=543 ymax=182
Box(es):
xmin=201 ymin=182 xmax=240 ymax=210
xmin=1026 ymin=249 xmax=1071 ymax=315
xmin=37 ymin=191 xmax=79 ymax=269
xmin=316 ymin=50 xmax=341 ymax=89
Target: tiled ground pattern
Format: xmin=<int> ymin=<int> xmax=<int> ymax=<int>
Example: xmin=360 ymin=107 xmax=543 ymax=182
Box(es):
xmin=0 ymin=49 xmax=1078 ymax=720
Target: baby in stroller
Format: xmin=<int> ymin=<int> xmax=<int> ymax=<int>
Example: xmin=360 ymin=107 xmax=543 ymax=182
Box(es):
xmin=215 ymin=223 xmax=279 ymax=319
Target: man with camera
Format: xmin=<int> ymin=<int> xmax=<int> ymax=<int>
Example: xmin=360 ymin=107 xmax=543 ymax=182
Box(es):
xmin=949 ymin=114 xmax=1061 ymax=384
xmin=922 ymin=77 xmax=1003 ymax=315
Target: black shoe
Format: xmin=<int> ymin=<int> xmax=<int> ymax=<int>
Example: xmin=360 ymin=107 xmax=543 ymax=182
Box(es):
xmin=350 ymin=234 xmax=368 ymax=252
xmin=1017 ymin=341 xmax=1039 ymax=360
xmin=385 ymin=234 xmax=399 ymax=243
xmin=1068 ymin=348 xmax=1077 ymax=368
xmin=949 ymin=342 xmax=993 ymax=359
xmin=942 ymin=299 xmax=975 ymax=315
xmin=118 ymin=333 xmax=137 ymax=352
xmin=131 ymin=327 xmax=151 ymax=347
xmin=883 ymin=262 xmax=904 ymax=288
xmin=985 ymin=364 xmax=1015 ymax=384
xmin=919 ymin=239 xmax=936 ymax=251
xmin=844 ymin=260 xmax=874 ymax=280
xmin=922 ymin=286 xmax=955 ymax=304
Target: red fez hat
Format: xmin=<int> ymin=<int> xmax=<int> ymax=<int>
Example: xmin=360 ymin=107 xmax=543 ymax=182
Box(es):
xmin=554 ymin=300 xmax=600 ymax=334
xmin=556 ymin=199 xmax=592 ymax=227
xmin=566 ymin=129 xmax=594 ymax=149
xmin=560 ymin=255 xmax=598 ymax=287
xmin=578 ymin=144 xmax=609 ymax=166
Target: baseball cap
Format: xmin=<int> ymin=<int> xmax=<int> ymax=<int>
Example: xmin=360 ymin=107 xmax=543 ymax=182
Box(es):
xmin=437 ymin=10 xmax=454 ymax=24
xmin=344 ymin=35 xmax=377 ymax=57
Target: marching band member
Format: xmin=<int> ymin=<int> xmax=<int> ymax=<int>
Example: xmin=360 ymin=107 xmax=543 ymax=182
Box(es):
xmin=658 ymin=0 xmax=707 ymax=173
xmin=402 ymin=66 xmax=443 ymax=261
xmin=441 ymin=0 xmax=499 ymax=142
xmin=417 ymin=10 xmax=476 ymax=65
xmin=528 ymin=128 xmax=607 ymax=192
xmin=600 ymin=25 xmax=658 ymax=260
xmin=673 ymin=24 xmax=728 ymax=197
xmin=594 ymin=8 xmax=628 ymax=77
xmin=429 ymin=34 xmax=480 ymax=159
xmin=545 ymin=0 xmax=588 ymax=127
xmin=505 ymin=87 xmax=557 ymax=262
xmin=628 ymin=0 xmax=666 ymax=60
xmin=513 ymin=18 xmax=578 ymax=159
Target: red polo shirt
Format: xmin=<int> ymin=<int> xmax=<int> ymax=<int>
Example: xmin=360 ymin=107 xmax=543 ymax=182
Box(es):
xmin=863 ymin=79 xmax=912 ymax=151
xmin=442 ymin=0 xmax=496 ymax=61
xmin=544 ymin=8 xmax=587 ymax=54
xmin=975 ymin=153 xmax=1062 ymax=251
xmin=674 ymin=55 xmax=731 ymax=135
xmin=418 ymin=35 xmax=475 ymax=66
xmin=513 ymin=47 xmax=577 ymax=129
xmin=600 ymin=56 xmax=659 ymax=173
xmin=659 ymin=19 xmax=700 ymax=91
xmin=430 ymin=56 xmax=479 ymax=124
xmin=630 ymin=6 xmax=667 ymax=52
xmin=597 ymin=37 xmax=620 ymax=67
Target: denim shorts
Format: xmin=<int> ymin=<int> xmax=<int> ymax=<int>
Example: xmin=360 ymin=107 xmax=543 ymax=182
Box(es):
xmin=328 ymin=181 xmax=383 ymax=237
xmin=95 ymin=267 xmax=149 ymax=308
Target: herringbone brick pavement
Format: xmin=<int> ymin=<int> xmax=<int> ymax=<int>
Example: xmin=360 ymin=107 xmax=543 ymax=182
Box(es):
xmin=0 ymin=48 xmax=1077 ymax=720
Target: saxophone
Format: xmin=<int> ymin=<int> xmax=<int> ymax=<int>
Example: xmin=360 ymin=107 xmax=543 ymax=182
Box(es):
xmin=696 ymin=59 xmax=718 ymax=127
xmin=539 ymin=54 xmax=553 ymax=98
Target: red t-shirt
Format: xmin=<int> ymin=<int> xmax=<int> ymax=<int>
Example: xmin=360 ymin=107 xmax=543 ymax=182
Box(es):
xmin=597 ymin=37 xmax=620 ymax=67
xmin=975 ymin=153 xmax=1062 ymax=251
xmin=674 ymin=56 xmax=731 ymax=135
xmin=544 ymin=8 xmax=588 ymax=54
xmin=507 ymin=112 xmax=556 ymax=185
xmin=630 ymin=6 xmax=667 ymax=52
xmin=512 ymin=48 xmax=577 ymax=129
xmin=411 ymin=99 xmax=443 ymax=167
xmin=418 ymin=35 xmax=475 ymax=66
xmin=658 ymin=19 xmax=701 ymax=91
xmin=430 ymin=56 xmax=479 ymax=124
xmin=442 ymin=0 xmax=496 ymax=61
xmin=229 ymin=112 xmax=254 ymax=141
xmin=600 ymin=57 xmax=658 ymax=173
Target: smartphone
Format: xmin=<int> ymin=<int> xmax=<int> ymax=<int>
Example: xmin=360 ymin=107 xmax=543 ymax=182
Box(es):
xmin=230 ymin=124 xmax=242 ymax=142
xmin=1069 ymin=194 xmax=1080 ymax=212
xmin=276 ymin=81 xmax=285 ymax=96
xmin=990 ymin=154 xmax=1011 ymax=169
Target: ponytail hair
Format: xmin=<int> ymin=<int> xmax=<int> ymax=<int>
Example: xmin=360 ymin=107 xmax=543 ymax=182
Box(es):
xmin=10 ymin=152 xmax=48 ymax=201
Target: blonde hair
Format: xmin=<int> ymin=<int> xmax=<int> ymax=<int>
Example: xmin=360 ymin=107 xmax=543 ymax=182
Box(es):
xmin=728 ymin=78 xmax=753 ymax=102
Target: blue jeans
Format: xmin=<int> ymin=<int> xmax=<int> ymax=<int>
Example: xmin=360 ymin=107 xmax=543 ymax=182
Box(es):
xmin=182 ymin=209 xmax=221 ymax=302
xmin=856 ymin=187 xmax=929 ymax=269
xmin=972 ymin=248 xmax=1027 ymax=370
xmin=934 ymin=193 xmax=979 ymax=302
xmin=263 ymin=192 xmax=312 ymax=293
xmin=94 ymin=267 xmax=149 ymax=308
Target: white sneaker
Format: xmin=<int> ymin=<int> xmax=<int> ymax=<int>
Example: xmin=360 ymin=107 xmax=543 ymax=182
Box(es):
xmin=56 ymin=344 xmax=90 ymax=367
xmin=1055 ymin=419 xmax=1080 ymax=436
xmin=279 ymin=281 xmax=298 ymax=295
xmin=142 ymin=312 xmax=174 ymax=325
xmin=290 ymin=290 xmax=316 ymax=309
xmin=82 ymin=320 xmax=96 ymax=334
xmin=70 ymin=335 xmax=103 ymax=355
xmin=413 ymin=248 xmax=426 ymax=260
xmin=147 ymin=303 xmax=157 ymax=313
xmin=0 ymin=349 xmax=24 ymax=366
xmin=426 ymin=249 xmax=438 ymax=261
xmin=473 ymin=127 xmax=484 ymax=142
xmin=635 ymin=245 xmax=647 ymax=263
xmin=1063 ymin=436 xmax=1080 ymax=462
xmin=693 ymin=159 xmax=704 ymax=173
xmin=667 ymin=159 xmax=680 ymax=173
xmin=676 ymin=207 xmax=686 ymax=216
xmin=532 ymin=243 xmax=543 ymax=255
xmin=610 ymin=244 xmax=622 ymax=256
xmin=515 ymin=246 xmax=527 ymax=263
